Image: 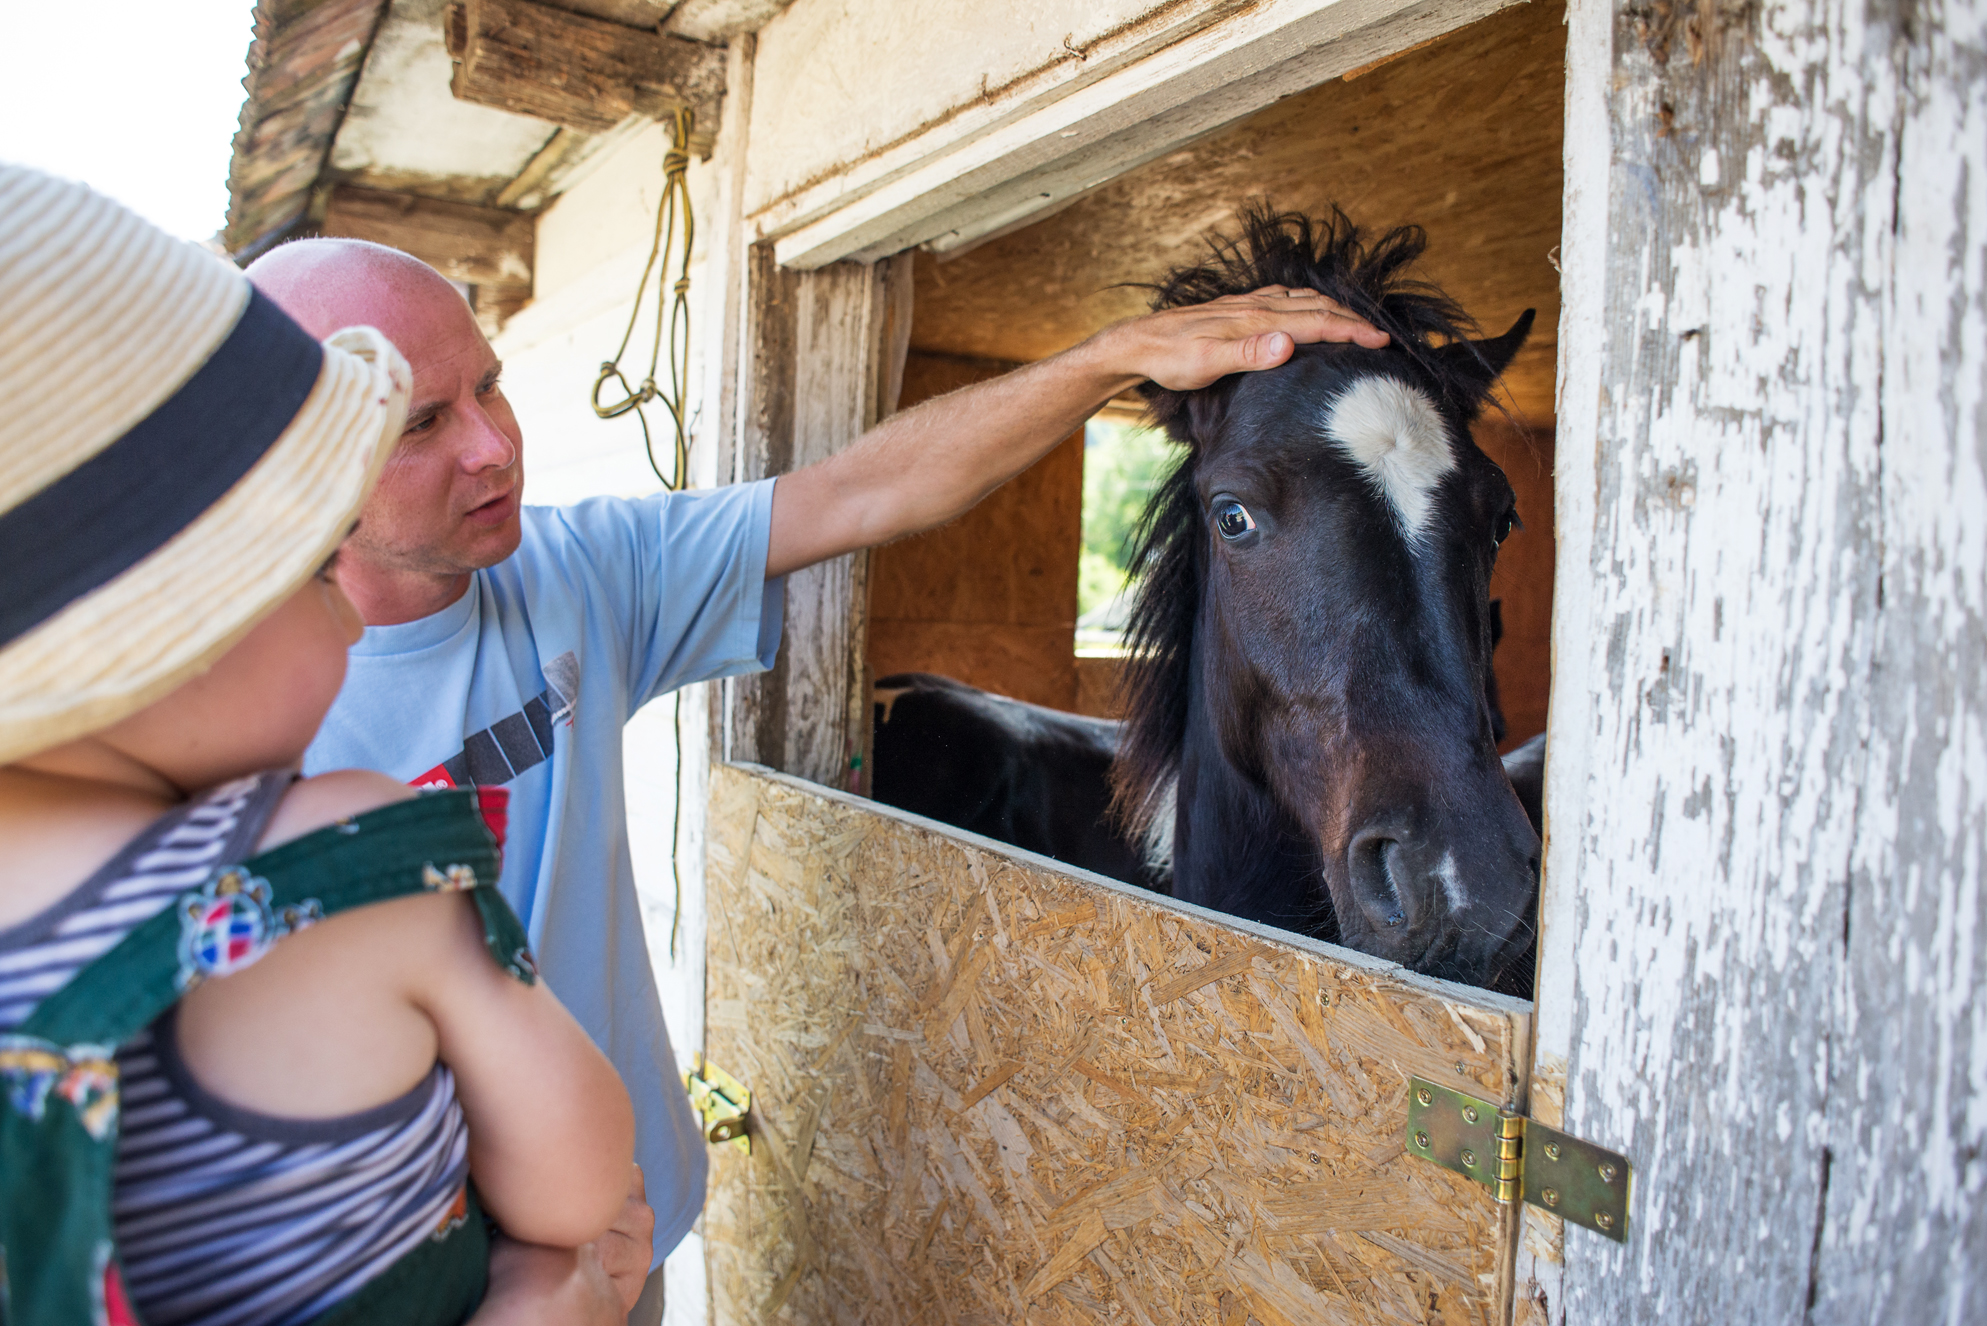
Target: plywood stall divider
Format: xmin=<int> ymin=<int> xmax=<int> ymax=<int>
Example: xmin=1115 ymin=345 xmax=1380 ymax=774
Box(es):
xmin=706 ymin=762 xmax=1533 ymax=1324
xmin=867 ymin=352 xmax=1085 ymax=713
xmin=725 ymin=247 xmax=911 ymax=788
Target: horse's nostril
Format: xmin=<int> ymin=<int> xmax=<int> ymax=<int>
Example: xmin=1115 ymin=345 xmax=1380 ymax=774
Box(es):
xmin=1348 ymin=833 xmax=1411 ymax=930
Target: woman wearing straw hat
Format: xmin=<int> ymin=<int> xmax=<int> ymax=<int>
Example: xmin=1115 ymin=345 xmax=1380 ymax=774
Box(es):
xmin=0 ymin=164 xmax=645 ymax=1324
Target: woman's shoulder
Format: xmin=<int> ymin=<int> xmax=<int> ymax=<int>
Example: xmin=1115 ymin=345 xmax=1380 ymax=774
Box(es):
xmin=255 ymin=768 xmax=416 ymax=854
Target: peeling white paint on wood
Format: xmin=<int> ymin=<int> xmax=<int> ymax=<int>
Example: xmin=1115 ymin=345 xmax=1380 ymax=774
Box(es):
xmin=1536 ymin=0 xmax=1986 ymax=1318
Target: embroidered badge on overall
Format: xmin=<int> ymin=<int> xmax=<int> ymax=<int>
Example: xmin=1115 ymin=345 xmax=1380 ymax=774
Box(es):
xmin=174 ymin=867 xmax=323 ymax=990
xmin=0 ymin=1036 xmax=120 ymax=1139
xmin=421 ymin=862 xmax=478 ymax=893
xmin=431 ymin=1186 xmax=471 ymax=1241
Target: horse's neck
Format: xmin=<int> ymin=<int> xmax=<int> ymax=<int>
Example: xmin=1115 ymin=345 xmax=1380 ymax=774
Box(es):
xmin=1170 ymin=723 xmax=1336 ymax=940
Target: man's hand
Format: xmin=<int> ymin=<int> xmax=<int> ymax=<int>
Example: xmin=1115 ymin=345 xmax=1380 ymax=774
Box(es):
xmin=765 ymin=287 xmax=1385 ymax=578
xmin=594 ymin=1165 xmax=657 ymax=1311
xmin=466 ymin=1167 xmax=654 ymax=1324
xmin=1093 ymin=286 xmax=1390 ymax=392
xmin=470 ymin=1238 xmax=622 ymax=1325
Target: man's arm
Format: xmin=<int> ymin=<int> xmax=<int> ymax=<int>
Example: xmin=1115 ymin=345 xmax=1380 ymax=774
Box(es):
xmin=765 ymin=287 xmax=1386 ymax=578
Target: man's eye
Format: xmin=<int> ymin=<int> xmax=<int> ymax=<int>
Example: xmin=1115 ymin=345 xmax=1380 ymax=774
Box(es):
xmin=404 ymin=414 xmax=437 ymax=435
xmin=1214 ymin=499 xmax=1258 ymax=541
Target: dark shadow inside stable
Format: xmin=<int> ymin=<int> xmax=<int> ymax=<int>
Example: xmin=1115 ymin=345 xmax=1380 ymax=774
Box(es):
xmin=865 ymin=0 xmax=1565 ymax=975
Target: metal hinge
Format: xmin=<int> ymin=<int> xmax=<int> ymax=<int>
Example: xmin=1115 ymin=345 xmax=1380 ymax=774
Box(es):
xmin=685 ymin=1055 xmax=752 ymax=1154
xmin=1405 ymin=1076 xmax=1632 ymax=1242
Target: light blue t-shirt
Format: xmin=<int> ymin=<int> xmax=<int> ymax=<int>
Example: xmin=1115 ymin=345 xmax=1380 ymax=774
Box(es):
xmin=304 ymin=479 xmax=783 ymax=1264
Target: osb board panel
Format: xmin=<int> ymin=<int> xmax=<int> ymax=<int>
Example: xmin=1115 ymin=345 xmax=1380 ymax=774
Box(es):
xmin=909 ymin=0 xmax=1566 ymax=426
xmin=705 ymin=763 xmax=1530 ymax=1326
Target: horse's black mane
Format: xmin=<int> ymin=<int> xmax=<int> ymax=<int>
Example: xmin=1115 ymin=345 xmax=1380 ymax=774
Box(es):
xmin=1110 ymin=205 xmax=1494 ymax=834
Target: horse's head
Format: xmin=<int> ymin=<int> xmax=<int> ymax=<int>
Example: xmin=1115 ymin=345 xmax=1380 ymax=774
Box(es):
xmin=1114 ymin=207 xmax=1540 ymax=990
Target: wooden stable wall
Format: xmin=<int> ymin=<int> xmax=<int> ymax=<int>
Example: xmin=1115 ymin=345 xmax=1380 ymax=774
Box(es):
xmin=705 ymin=763 xmax=1533 ymax=1326
xmin=867 ymin=352 xmax=1084 ymax=711
xmin=1474 ymin=422 xmax=1555 ymax=748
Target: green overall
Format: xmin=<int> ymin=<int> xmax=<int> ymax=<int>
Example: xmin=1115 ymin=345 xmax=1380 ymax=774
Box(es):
xmin=0 ymin=789 xmax=536 ymax=1326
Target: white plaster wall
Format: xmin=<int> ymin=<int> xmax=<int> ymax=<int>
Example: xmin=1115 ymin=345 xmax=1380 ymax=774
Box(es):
xmin=743 ymin=0 xmax=1190 ymax=216
xmin=491 ymin=114 xmax=737 ymax=1326
xmin=335 ymin=0 xmax=556 ymax=187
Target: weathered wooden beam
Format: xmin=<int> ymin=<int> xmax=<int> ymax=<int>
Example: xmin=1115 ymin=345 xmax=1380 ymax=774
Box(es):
xmin=442 ymin=0 xmax=725 ymax=135
xmin=724 ymin=246 xmax=901 ymax=788
xmin=321 ymin=184 xmax=533 ymax=288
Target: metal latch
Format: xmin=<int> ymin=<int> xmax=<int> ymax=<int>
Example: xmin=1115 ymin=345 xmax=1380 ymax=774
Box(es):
xmin=1405 ymin=1076 xmax=1631 ymax=1241
xmin=685 ymin=1055 xmax=751 ymax=1153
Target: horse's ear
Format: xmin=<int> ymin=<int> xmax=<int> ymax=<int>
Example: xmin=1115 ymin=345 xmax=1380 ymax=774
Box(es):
xmin=1140 ymin=377 xmax=1233 ymax=447
xmin=1184 ymin=380 xmax=1234 ymax=445
xmin=1438 ymin=308 xmax=1536 ymax=397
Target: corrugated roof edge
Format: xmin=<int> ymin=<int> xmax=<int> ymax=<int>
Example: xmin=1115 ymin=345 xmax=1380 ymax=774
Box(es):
xmin=224 ymin=0 xmax=391 ymax=261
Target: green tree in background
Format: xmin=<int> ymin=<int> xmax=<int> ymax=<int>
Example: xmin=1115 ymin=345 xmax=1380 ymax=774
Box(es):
xmin=1079 ymin=419 xmax=1177 ymax=630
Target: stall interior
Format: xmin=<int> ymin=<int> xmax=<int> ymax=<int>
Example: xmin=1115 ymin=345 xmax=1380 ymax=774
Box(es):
xmin=866 ymin=0 xmax=1566 ymax=754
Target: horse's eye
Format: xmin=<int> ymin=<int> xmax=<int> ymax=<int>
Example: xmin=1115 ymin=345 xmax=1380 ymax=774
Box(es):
xmin=1214 ymin=500 xmax=1257 ymax=541
xmin=1494 ymin=509 xmax=1519 ymax=544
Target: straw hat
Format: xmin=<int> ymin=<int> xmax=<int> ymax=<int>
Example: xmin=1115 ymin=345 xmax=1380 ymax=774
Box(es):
xmin=0 ymin=165 xmax=411 ymax=764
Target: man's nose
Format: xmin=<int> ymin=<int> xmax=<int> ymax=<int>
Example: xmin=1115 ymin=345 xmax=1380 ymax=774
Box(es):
xmin=460 ymin=407 xmax=517 ymax=472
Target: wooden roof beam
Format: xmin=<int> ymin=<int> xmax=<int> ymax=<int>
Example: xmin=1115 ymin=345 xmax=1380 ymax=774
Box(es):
xmin=443 ymin=0 xmax=725 ymax=136
xmin=320 ymin=184 xmax=534 ymax=333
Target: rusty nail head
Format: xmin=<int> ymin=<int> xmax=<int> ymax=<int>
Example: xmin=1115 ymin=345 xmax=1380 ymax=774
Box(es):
xmin=1414 ymin=1130 xmax=1431 ymax=1150
xmin=1542 ymin=1187 xmax=1560 ymax=1207
xmin=1455 ymin=1062 xmax=1468 ymax=1075
xmin=1416 ymin=1086 xmax=1433 ymax=1106
xmin=1308 ymin=1152 xmax=1321 ymax=1165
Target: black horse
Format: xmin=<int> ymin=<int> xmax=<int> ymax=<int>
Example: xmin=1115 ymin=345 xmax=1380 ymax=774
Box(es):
xmin=1114 ymin=208 xmax=1538 ymax=988
xmin=875 ymin=208 xmax=1542 ymax=993
xmin=871 ymin=673 xmax=1170 ymax=892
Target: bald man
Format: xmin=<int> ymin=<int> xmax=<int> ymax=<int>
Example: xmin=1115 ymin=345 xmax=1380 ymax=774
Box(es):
xmin=248 ymin=238 xmax=1385 ymax=1318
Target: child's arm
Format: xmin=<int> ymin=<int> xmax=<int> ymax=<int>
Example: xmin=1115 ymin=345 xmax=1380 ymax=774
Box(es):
xmin=412 ymin=883 xmax=636 ymax=1246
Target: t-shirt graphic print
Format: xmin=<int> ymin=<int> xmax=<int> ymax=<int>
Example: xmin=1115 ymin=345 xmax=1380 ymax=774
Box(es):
xmin=412 ymin=651 xmax=578 ymax=789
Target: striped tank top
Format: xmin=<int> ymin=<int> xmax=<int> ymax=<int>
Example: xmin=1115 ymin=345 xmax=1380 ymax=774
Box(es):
xmin=0 ymin=773 xmax=473 ymax=1326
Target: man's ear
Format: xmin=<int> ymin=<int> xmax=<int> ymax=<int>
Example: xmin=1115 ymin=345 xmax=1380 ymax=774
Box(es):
xmin=1437 ymin=309 xmax=1535 ymax=402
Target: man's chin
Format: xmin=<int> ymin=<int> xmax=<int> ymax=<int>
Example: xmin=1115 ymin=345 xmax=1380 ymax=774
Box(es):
xmin=462 ymin=517 xmax=524 ymax=570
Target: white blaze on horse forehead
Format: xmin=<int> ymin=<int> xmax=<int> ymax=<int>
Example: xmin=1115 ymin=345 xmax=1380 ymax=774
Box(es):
xmin=1320 ymin=376 xmax=1456 ymax=536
